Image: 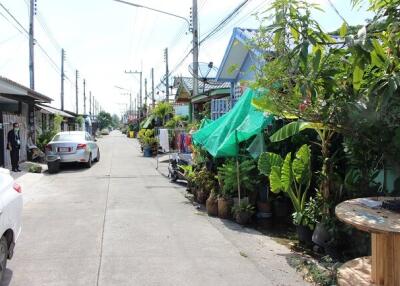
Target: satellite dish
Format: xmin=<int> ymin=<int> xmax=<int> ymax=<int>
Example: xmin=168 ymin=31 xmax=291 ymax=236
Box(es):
xmin=188 ymin=62 xmax=220 ymax=93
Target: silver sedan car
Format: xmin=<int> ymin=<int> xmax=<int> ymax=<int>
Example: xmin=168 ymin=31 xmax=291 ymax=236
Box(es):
xmin=45 ymin=131 xmax=100 ymax=173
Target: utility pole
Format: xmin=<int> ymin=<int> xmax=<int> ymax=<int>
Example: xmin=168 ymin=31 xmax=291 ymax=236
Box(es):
xmin=129 ymin=93 xmax=132 ymax=117
xmin=134 ymin=98 xmax=137 ymax=118
xmin=60 ymin=49 xmax=65 ymax=111
xmin=125 ymin=70 xmax=142 ymax=117
xmin=144 ymin=78 xmax=148 ymax=116
xmin=83 ymin=79 xmax=86 ymax=114
xmin=93 ymin=96 xmax=96 ymax=119
xmin=151 ymin=68 xmax=155 ymax=109
xmin=94 ymin=100 xmax=97 ymax=116
xmin=137 ymin=93 xmax=139 ymax=117
xmin=29 ymin=0 xmax=36 ymax=89
xmin=75 ymin=70 xmax=79 ymax=114
xmin=191 ymin=0 xmax=199 ymax=122
xmin=89 ymin=92 xmax=92 ymax=118
xmin=164 ymin=48 xmax=169 ymax=102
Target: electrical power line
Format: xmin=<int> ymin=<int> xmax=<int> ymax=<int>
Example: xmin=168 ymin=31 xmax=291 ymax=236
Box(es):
xmin=0 ymin=3 xmax=29 ymax=34
xmin=36 ymin=11 xmax=62 ymax=51
xmin=155 ymin=0 xmax=252 ymax=90
xmin=199 ymin=0 xmax=251 ymax=45
xmin=201 ymin=0 xmax=268 ymax=46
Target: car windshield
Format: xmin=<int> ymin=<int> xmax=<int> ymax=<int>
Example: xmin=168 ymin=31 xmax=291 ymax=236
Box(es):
xmin=53 ymin=133 xmax=84 ymax=142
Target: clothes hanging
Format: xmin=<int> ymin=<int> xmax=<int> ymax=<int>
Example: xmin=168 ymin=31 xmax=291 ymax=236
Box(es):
xmin=158 ymin=129 xmax=170 ymax=153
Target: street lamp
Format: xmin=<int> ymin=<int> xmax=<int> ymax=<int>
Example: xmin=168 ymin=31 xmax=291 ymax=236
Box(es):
xmin=113 ymin=0 xmax=199 ymax=122
xmin=114 ymin=85 xmax=132 ymax=118
xmin=113 ymin=0 xmax=190 ymax=29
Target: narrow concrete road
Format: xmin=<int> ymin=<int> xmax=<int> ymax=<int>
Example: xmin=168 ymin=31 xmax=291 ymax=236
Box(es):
xmin=5 ymin=131 xmax=307 ymax=286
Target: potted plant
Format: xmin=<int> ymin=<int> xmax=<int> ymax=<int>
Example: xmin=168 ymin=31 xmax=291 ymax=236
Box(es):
xmin=272 ymin=195 xmax=290 ymax=218
xmin=217 ymin=159 xmax=258 ymax=206
xmin=181 ymin=165 xmax=195 ymax=192
xmin=258 ymin=144 xmax=313 ymax=244
xmin=307 ymin=193 xmax=333 ymax=248
xmin=143 ymin=136 xmax=157 ymax=157
xmin=232 ymin=201 xmax=255 ymax=225
xmin=217 ymin=193 xmax=233 ymax=219
xmin=256 ymin=185 xmax=272 ymax=218
xmin=292 ymin=198 xmax=318 ymax=245
xmin=141 ymin=129 xmax=156 ymax=157
xmin=206 ymin=189 xmax=219 ymax=217
xmin=192 ymin=168 xmax=214 ymax=204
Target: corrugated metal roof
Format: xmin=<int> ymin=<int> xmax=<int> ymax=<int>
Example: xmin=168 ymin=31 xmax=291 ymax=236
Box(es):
xmin=177 ymin=77 xmax=231 ymax=93
xmin=0 ymin=76 xmax=53 ymax=103
xmin=38 ymin=105 xmax=75 ymax=118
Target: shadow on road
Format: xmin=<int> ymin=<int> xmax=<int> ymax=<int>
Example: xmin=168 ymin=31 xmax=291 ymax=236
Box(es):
xmin=43 ymin=161 xmax=100 ymax=176
xmin=1 ymin=269 xmax=13 ymax=286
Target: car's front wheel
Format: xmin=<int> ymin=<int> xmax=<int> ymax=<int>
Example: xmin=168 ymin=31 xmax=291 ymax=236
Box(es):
xmin=0 ymin=236 xmax=8 ymax=281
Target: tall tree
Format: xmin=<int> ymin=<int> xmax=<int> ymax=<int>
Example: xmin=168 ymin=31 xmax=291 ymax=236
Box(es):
xmin=97 ymin=111 xmax=112 ymax=130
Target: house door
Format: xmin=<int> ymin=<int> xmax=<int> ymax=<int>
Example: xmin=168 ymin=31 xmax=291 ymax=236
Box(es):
xmin=0 ymin=112 xmax=4 ymax=167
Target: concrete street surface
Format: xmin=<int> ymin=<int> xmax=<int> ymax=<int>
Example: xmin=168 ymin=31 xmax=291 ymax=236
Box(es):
xmin=4 ymin=131 xmax=308 ymax=286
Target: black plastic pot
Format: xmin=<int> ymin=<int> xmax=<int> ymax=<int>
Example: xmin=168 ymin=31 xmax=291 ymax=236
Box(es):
xmin=272 ymin=198 xmax=289 ymax=218
xmin=312 ymin=223 xmax=331 ymax=247
xmin=296 ymin=225 xmax=313 ymax=245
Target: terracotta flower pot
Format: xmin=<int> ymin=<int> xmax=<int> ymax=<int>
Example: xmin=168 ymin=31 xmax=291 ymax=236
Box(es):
xmin=196 ymin=189 xmax=208 ymax=204
xmin=235 ymin=211 xmax=252 ymax=225
xmin=257 ymin=201 xmax=272 ymax=213
xmin=218 ymin=197 xmax=232 ymax=219
xmin=206 ymin=196 xmax=218 ymax=217
xmin=233 ymin=197 xmax=249 ymax=206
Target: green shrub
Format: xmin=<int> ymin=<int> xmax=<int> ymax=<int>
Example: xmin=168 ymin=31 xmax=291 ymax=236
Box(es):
xmin=28 ymin=163 xmax=42 ymax=173
xmin=36 ymin=130 xmax=57 ymax=151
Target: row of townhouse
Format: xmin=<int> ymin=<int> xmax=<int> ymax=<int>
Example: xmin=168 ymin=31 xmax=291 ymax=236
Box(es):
xmin=0 ymin=76 xmax=80 ymax=168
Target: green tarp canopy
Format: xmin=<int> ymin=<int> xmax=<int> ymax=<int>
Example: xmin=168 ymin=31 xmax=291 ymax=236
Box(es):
xmin=192 ymin=89 xmax=273 ymax=158
xmin=199 ymin=118 xmax=212 ymax=129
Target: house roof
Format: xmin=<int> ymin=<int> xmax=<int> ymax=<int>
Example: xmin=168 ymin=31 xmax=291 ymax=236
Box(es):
xmin=175 ymin=76 xmax=231 ymax=94
xmin=37 ymin=104 xmax=75 ymax=118
xmin=0 ymin=76 xmax=53 ymax=103
xmin=192 ymin=88 xmax=230 ymax=104
xmin=216 ymin=28 xmax=260 ymax=82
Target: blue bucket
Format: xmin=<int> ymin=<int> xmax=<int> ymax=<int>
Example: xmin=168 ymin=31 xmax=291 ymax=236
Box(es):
xmin=143 ymin=147 xmax=152 ymax=157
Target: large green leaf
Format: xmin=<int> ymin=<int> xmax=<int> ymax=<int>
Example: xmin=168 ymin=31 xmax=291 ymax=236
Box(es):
xmin=269 ymin=121 xmax=324 ymax=142
xmin=312 ymin=48 xmax=322 ymax=73
xmin=269 ymin=166 xmax=283 ymax=194
xmin=339 ymin=22 xmax=347 ymax=37
xmin=281 ymin=153 xmax=292 ymax=192
xmin=252 ymin=97 xmax=298 ymax=119
xmin=292 ymin=144 xmax=311 ymax=185
xmin=353 ymin=63 xmax=364 ymax=91
xmin=258 ymin=152 xmax=283 ymax=176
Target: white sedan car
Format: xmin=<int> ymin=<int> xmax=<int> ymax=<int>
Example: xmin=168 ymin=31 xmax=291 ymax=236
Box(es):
xmin=45 ymin=131 xmax=100 ymax=173
xmin=0 ymin=168 xmax=23 ymax=281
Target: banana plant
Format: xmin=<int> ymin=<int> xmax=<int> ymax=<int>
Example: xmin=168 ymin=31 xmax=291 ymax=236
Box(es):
xmin=258 ymin=144 xmax=312 ymax=224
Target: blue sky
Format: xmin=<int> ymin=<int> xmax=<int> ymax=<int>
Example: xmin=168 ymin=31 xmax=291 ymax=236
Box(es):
xmin=0 ymin=0 xmax=372 ymax=115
